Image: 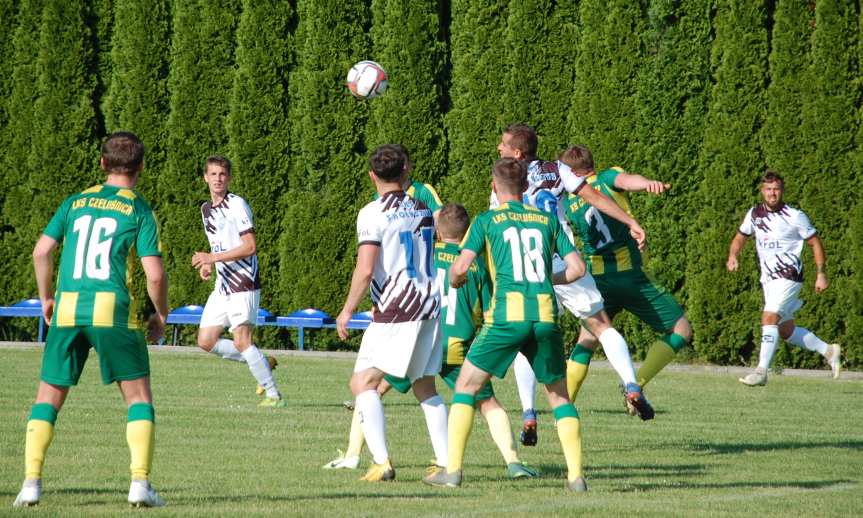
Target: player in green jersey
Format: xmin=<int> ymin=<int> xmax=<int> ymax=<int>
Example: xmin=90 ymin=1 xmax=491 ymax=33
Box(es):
xmin=14 ymin=132 xmax=169 ymax=508
xmin=559 ymin=145 xmax=692 ymax=413
xmin=326 ymin=204 xmax=537 ymax=479
xmin=424 ymin=158 xmax=589 ymax=492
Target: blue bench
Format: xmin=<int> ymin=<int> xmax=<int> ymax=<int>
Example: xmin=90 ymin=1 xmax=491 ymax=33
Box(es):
xmin=165 ymin=306 xmax=369 ymax=350
xmin=0 ymin=299 xmax=46 ymax=342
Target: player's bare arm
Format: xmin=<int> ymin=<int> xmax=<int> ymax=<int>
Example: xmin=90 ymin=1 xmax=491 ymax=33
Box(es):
xmin=198 ymin=263 xmax=212 ymax=281
xmin=578 ymin=187 xmax=646 ymax=250
xmin=449 ymin=249 xmax=477 ymax=289
xmin=613 ymin=172 xmax=670 ymax=195
xmin=192 ymin=232 xmax=256 ymax=268
xmin=726 ymin=231 xmax=749 ymax=272
xmin=806 ymin=234 xmax=828 ymax=293
xmin=336 ymin=244 xmax=379 ymax=340
xmin=32 ymin=234 xmax=59 ymax=323
xmin=552 ymin=250 xmax=585 ymax=285
xmin=142 ymin=256 xmax=169 ymax=343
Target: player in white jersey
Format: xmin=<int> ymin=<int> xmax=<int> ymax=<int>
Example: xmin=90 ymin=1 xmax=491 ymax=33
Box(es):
xmin=727 ymin=171 xmax=841 ymax=386
xmin=335 ymin=144 xmax=447 ymax=482
xmin=191 ymin=155 xmax=284 ymax=407
xmin=494 ymin=124 xmax=653 ymax=445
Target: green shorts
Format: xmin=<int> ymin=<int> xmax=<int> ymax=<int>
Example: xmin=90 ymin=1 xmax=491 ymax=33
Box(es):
xmin=466 ymin=321 xmax=565 ymax=384
xmin=595 ymin=269 xmax=684 ymax=333
xmin=383 ymin=374 xmax=413 ymax=394
xmin=441 ymin=363 xmax=495 ymax=401
xmin=41 ymin=326 xmax=150 ymax=386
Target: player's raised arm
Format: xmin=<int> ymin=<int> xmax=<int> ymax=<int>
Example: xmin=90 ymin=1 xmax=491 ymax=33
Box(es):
xmin=449 ymin=249 xmax=477 ymax=289
xmin=557 ymin=152 xmax=646 ymax=250
xmin=613 ymin=171 xmax=670 ymax=195
xmin=336 ymin=243 xmax=379 ymax=340
xmin=552 ymin=251 xmax=585 ymax=285
xmin=32 ymin=235 xmax=59 ymax=323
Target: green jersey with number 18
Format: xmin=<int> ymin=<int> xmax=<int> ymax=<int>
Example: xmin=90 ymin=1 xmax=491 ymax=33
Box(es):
xmin=460 ymin=201 xmax=575 ymax=325
xmin=42 ymin=184 xmax=162 ymax=329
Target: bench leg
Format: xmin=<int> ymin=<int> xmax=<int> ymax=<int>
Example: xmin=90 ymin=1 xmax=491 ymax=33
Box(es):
xmin=298 ymin=327 xmax=305 ymax=351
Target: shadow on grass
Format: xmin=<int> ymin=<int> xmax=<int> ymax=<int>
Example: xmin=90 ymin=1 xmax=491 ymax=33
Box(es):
xmin=689 ymin=440 xmax=863 ymax=455
xmin=615 ymin=479 xmax=855 ymax=493
xmin=587 ymin=463 xmax=708 ymax=480
xmin=585 ymin=407 xmax=668 ymax=416
xmin=173 ymin=492 xmax=460 ymax=504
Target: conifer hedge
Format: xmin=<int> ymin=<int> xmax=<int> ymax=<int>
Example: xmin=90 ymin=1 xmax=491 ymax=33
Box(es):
xmin=0 ymin=1 xmax=860 ymax=367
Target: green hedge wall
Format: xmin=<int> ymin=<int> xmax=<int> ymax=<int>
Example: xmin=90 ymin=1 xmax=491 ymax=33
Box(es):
xmin=0 ymin=1 xmax=861 ymax=368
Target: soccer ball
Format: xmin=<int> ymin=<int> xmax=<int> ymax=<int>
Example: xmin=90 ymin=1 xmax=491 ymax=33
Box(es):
xmin=346 ymin=60 xmax=388 ymax=99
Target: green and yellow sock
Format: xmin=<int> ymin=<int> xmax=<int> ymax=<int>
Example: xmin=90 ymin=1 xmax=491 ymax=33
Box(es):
xmin=447 ymin=393 xmax=476 ymax=474
xmin=637 ymin=333 xmax=687 ymax=387
xmin=344 ymin=406 xmax=365 ymax=458
xmin=24 ymin=403 xmax=58 ymax=480
xmin=553 ymin=403 xmax=583 ymax=481
xmin=484 ymin=406 xmax=518 ymax=465
xmin=126 ymin=403 xmax=155 ymax=481
xmin=567 ymin=344 xmax=595 ymax=402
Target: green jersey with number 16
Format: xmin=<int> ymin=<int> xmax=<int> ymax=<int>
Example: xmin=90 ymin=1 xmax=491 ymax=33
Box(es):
xmin=42 ymin=184 xmax=162 ymax=329
xmin=460 ymin=201 xmax=575 ymax=325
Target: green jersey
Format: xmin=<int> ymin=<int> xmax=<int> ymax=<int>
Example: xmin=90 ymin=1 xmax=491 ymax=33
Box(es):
xmin=42 ymin=184 xmax=162 ymax=329
xmin=434 ymin=241 xmax=491 ymax=366
xmin=373 ymin=180 xmax=443 ymax=213
xmin=563 ymin=168 xmax=642 ymax=275
xmin=461 ymin=201 xmax=575 ymax=325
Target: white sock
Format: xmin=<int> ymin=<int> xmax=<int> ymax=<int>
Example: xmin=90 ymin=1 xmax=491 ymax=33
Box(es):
xmin=757 ymin=325 xmax=780 ymax=369
xmin=420 ymin=395 xmax=448 ymax=467
xmin=598 ymin=328 xmax=637 ymax=385
xmin=356 ymin=390 xmax=389 ymax=464
xmin=241 ymin=345 xmax=279 ymax=398
xmin=786 ymin=327 xmax=829 ymax=355
xmin=513 ymin=353 xmax=537 ymax=412
xmin=211 ymin=339 xmax=245 ymax=362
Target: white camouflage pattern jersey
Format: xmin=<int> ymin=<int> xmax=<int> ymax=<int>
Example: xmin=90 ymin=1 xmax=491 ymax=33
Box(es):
xmin=356 ymin=191 xmax=440 ymax=323
xmin=738 ymin=203 xmax=817 ymax=284
xmin=201 ymin=193 xmax=261 ymax=294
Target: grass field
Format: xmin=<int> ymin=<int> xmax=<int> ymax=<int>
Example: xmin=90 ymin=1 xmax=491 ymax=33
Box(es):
xmin=1 ymin=345 xmax=861 ymax=517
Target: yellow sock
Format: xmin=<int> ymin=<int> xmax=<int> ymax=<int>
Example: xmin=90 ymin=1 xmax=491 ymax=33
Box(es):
xmin=25 ymin=403 xmax=57 ymax=480
xmin=553 ymin=404 xmax=583 ymax=481
xmin=344 ymin=407 xmax=365 ymax=458
xmin=447 ymin=393 xmax=477 ymax=473
xmin=637 ymin=340 xmax=676 ymax=387
xmin=484 ymin=407 xmax=518 ymax=465
xmin=127 ymin=403 xmax=155 ymax=481
xmin=566 ymin=361 xmax=590 ymax=402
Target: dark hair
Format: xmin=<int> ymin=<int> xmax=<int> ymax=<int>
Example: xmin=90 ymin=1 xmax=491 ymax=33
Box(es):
xmin=558 ymin=145 xmax=594 ymax=171
xmin=101 ymin=131 xmax=144 ymax=175
xmin=504 ymin=123 xmax=538 ymax=159
xmin=392 ymin=143 xmax=413 ymax=173
xmin=492 ymin=157 xmax=527 ymax=194
xmin=761 ymin=169 xmax=784 ymax=187
xmin=204 ymin=155 xmax=232 ymax=176
xmin=369 ymin=144 xmax=405 ymax=181
xmin=437 ymin=203 xmax=470 ymax=240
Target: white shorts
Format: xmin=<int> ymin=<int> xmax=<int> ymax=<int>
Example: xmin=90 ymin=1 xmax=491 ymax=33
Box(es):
xmin=552 ymin=256 xmax=605 ymax=320
xmin=354 ymin=319 xmax=442 ymax=382
xmin=762 ymin=279 xmax=803 ymax=322
xmin=200 ymin=289 xmax=260 ymax=332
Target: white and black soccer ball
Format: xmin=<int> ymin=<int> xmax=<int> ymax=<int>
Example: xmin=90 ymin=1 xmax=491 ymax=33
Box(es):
xmin=346 ymin=60 xmax=388 ymax=99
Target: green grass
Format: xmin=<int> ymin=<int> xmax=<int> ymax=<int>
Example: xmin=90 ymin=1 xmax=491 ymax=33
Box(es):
xmin=1 ymin=346 xmax=861 ymax=517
